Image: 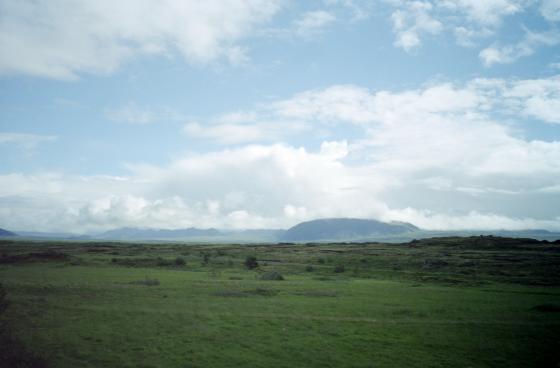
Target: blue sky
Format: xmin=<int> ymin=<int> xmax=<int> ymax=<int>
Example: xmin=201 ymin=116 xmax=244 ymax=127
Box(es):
xmin=1 ymin=0 xmax=560 ymax=233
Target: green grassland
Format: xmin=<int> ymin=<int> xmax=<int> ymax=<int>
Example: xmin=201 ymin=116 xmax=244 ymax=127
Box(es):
xmin=1 ymin=236 xmax=560 ymax=367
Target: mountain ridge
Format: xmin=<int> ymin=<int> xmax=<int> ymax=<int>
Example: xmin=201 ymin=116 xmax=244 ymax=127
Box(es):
xmin=3 ymin=219 xmax=560 ymax=242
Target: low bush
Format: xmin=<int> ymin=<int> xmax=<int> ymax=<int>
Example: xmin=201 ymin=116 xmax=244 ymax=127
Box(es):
xmin=157 ymin=257 xmax=173 ymax=267
xmin=174 ymin=257 xmax=186 ymax=266
xmin=244 ymin=256 xmax=258 ymax=270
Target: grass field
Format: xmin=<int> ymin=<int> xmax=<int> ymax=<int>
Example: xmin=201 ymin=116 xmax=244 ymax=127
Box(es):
xmin=1 ymin=236 xmax=559 ymax=367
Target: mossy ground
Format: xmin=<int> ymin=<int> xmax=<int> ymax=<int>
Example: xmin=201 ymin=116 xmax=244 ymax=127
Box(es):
xmin=0 ymin=237 xmax=559 ymax=367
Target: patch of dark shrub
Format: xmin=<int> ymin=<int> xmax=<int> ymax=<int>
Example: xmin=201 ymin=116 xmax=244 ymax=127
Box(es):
xmin=0 ymin=250 xmax=69 ymax=264
xmin=213 ymin=288 xmax=278 ymax=297
xmin=244 ymin=256 xmax=258 ymax=270
xmin=157 ymin=257 xmax=173 ymax=267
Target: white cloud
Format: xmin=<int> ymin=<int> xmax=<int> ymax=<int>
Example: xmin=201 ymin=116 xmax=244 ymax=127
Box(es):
xmin=383 ymin=0 xmax=560 ymax=60
xmin=0 ymin=132 xmax=57 ymax=149
xmin=274 ymin=85 xmax=377 ymax=124
xmin=390 ymin=2 xmax=443 ymax=51
xmin=0 ymin=0 xmax=283 ymax=79
xmin=479 ymin=29 xmax=560 ymax=66
xmin=438 ymin=0 xmax=526 ymax=26
xmin=0 ymin=144 xmax=387 ymax=232
xmin=501 ymin=75 xmax=560 ymax=123
xmin=294 ymin=10 xmax=337 ymax=36
xmin=386 ymin=208 xmax=560 ymax=231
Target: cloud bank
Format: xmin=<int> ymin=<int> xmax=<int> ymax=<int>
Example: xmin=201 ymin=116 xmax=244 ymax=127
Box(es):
xmin=2 ymin=75 xmax=560 ymax=232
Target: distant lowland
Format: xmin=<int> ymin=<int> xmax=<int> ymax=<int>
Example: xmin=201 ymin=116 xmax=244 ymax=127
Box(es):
xmin=1 ymin=218 xmax=560 ymax=242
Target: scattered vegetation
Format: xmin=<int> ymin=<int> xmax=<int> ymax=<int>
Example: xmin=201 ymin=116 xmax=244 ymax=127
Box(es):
xmin=0 ymin=236 xmax=559 ymax=367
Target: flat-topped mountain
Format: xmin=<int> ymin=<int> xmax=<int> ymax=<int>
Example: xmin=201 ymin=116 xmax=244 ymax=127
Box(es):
xmin=281 ymin=218 xmax=418 ymax=241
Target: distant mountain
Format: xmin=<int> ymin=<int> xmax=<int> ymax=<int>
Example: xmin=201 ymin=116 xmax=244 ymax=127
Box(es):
xmin=0 ymin=228 xmax=17 ymax=237
xmin=281 ymin=218 xmax=419 ymax=241
xmin=98 ymin=227 xmax=222 ymax=240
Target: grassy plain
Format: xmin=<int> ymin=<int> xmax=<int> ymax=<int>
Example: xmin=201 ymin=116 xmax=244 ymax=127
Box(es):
xmin=1 ymin=236 xmax=559 ymax=367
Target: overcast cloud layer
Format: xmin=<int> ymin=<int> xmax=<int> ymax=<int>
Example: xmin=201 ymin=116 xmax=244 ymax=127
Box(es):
xmin=1 ymin=0 xmax=559 ymax=232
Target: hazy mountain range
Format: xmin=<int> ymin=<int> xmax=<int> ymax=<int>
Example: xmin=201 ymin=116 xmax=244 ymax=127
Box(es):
xmin=1 ymin=218 xmax=560 ymax=242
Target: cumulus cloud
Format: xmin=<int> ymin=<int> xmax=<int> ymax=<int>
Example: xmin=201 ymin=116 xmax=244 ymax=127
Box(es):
xmin=0 ymin=0 xmax=283 ymax=79
xmin=501 ymin=75 xmax=560 ymax=123
xmin=0 ymin=144 xmax=386 ymax=232
xmin=2 ymin=77 xmax=560 ymax=232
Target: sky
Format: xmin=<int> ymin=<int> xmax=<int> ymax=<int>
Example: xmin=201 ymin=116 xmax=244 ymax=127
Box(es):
xmin=0 ymin=0 xmax=560 ymax=233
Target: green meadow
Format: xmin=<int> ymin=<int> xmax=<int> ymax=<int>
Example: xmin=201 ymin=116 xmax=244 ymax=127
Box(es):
xmin=1 ymin=237 xmax=559 ymax=367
